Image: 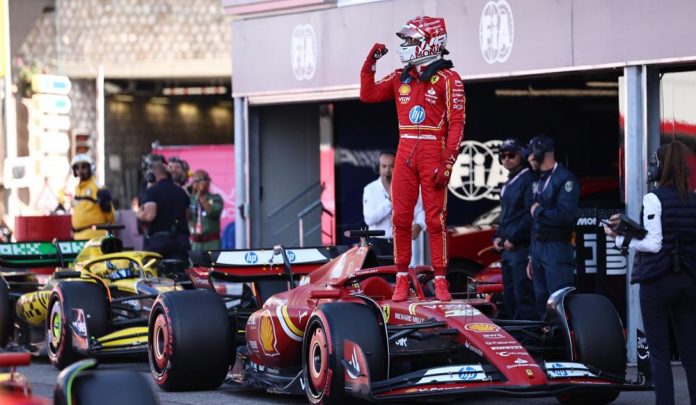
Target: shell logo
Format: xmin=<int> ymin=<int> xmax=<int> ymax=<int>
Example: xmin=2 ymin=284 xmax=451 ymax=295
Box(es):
xmin=398 ymin=84 xmax=411 ymax=96
xmin=465 ymin=323 xmax=500 ymax=333
xmin=259 ymin=311 xmax=278 ymax=355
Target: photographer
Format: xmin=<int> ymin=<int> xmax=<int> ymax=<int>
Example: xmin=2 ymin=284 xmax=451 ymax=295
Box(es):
xmin=603 ymin=141 xmax=696 ymax=405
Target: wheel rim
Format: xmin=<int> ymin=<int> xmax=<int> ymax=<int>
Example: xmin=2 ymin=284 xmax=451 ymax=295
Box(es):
xmin=307 ymin=326 xmax=328 ymax=395
xmin=152 ymin=312 xmax=170 ymax=371
xmin=48 ymin=301 xmax=62 ymax=350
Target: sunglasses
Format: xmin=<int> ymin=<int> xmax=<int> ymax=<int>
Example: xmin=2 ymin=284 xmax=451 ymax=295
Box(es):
xmin=75 ymin=164 xmax=90 ymax=169
xmin=193 ymin=178 xmax=209 ymax=183
xmin=500 ymin=152 xmax=517 ymax=160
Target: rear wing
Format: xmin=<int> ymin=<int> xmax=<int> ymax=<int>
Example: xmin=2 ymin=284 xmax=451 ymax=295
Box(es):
xmin=0 ymin=240 xmax=87 ymax=268
xmin=190 ymin=245 xmax=348 ymax=268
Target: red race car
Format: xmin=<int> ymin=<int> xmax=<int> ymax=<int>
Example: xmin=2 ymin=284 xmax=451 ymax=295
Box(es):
xmin=147 ymin=231 xmax=649 ymax=404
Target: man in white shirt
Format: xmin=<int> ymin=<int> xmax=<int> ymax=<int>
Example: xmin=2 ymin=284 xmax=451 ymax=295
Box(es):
xmin=363 ymin=151 xmax=426 ymax=266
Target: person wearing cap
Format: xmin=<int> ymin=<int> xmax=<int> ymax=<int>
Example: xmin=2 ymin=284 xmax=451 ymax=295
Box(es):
xmin=360 ymin=16 xmax=464 ymax=302
xmin=70 ymin=154 xmax=116 ymax=240
xmin=525 ymin=136 xmax=580 ymax=319
xmin=188 ymin=170 xmax=224 ymax=251
xmin=492 ymin=139 xmax=537 ymax=320
xmin=168 ymin=156 xmax=191 ymax=193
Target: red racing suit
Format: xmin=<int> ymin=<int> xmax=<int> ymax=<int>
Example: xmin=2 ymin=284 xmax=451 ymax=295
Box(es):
xmin=360 ymin=60 xmax=465 ymax=275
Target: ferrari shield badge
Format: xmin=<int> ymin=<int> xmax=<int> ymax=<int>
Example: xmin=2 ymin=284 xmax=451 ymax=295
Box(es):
xmin=381 ymin=305 xmax=390 ymax=322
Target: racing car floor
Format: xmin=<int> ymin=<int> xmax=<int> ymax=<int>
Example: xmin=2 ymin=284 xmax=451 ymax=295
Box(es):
xmin=21 ymin=359 xmax=687 ymax=404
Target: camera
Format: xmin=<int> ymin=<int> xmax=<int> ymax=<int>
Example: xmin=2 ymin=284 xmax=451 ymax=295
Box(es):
xmin=609 ymin=214 xmax=647 ymax=255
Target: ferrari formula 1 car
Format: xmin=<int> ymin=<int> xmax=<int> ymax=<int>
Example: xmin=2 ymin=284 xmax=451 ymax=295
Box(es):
xmin=147 ymin=231 xmax=650 ymax=404
xmin=0 ymin=226 xmax=187 ymax=369
xmin=0 ymin=351 xmax=158 ymax=405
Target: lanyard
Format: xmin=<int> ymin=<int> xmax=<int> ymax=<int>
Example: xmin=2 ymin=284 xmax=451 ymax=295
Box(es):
xmin=540 ymin=163 xmax=558 ymax=195
xmin=501 ymin=168 xmax=529 ymax=198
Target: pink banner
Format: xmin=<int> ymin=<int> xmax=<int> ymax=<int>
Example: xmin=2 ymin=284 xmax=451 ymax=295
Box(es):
xmin=154 ymin=145 xmax=236 ymax=232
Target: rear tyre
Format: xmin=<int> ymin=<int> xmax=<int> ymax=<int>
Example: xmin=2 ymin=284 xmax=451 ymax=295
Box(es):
xmin=303 ymin=302 xmax=386 ymax=405
xmin=0 ymin=278 xmax=12 ymax=347
xmin=555 ymin=294 xmax=625 ymax=405
xmin=148 ymin=290 xmax=232 ymax=391
xmin=446 ymin=261 xmax=481 ymax=293
xmin=46 ymin=282 xmax=109 ymax=369
xmin=66 ymin=370 xmax=159 ymax=405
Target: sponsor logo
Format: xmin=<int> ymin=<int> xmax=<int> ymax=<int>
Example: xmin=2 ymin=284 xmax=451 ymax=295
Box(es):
xmin=409 ymin=106 xmax=426 ymax=124
xmin=346 ymin=347 xmax=361 ymax=379
xmin=548 ymin=363 xmax=568 ymax=376
xmin=248 ymin=340 xmax=258 ymax=350
xmin=485 ymin=340 xmax=517 ymax=345
xmin=577 ymin=217 xmax=597 ymax=226
xmin=291 ymin=24 xmax=317 ymax=80
xmin=71 ymin=309 xmax=87 ymax=337
xmin=395 ymin=312 xmax=424 ymax=323
xmin=259 ymin=310 xmax=279 ymax=356
xmin=401 ymin=75 xmax=412 ymax=84
xmin=244 ymin=251 xmax=258 ymax=264
xmin=427 ymin=88 xmax=436 ymax=95
xmin=565 ymin=180 xmax=574 ymax=192
xmin=445 ymin=307 xmax=481 ymax=317
xmin=381 ymin=305 xmax=390 ymax=322
xmin=399 ymin=96 xmax=411 ymax=104
xmin=483 ymin=333 xmax=505 ymax=339
xmin=490 ymin=345 xmax=524 ymax=351
xmin=497 ymin=351 xmax=529 ymax=357
xmin=507 ymin=363 xmax=540 ymax=370
xmin=395 ymin=338 xmax=408 ymax=347
xmin=458 ymin=366 xmax=479 ymax=381
xmin=465 ymin=323 xmax=500 ymax=333
xmin=287 ymin=250 xmax=296 ymax=262
xmin=449 ymin=140 xmax=509 ymax=201
xmin=431 ymin=76 xmax=439 ymax=84
xmin=479 ymin=0 xmax=514 ymax=64
xmin=514 ymin=358 xmax=528 ymax=364
xmin=464 ymin=340 xmax=483 ymax=357
xmin=399 ymin=84 xmax=411 ymax=95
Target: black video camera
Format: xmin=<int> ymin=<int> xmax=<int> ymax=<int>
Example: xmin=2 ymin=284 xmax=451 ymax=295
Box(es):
xmin=609 ymin=214 xmax=648 ymax=255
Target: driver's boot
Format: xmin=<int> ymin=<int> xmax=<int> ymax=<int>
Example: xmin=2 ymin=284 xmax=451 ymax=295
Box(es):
xmin=434 ymin=276 xmax=451 ymax=301
xmin=392 ymin=272 xmax=409 ymax=302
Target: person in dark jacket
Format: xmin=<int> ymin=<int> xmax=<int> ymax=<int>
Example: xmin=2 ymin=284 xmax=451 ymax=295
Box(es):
xmin=493 ymin=138 xmax=536 ymax=320
xmin=604 ymin=141 xmax=696 ymax=405
xmin=525 ymin=136 xmax=580 ymax=319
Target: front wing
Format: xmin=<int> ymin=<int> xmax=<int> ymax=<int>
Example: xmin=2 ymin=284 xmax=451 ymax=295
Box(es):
xmin=70 ymin=309 xmax=148 ymax=357
xmin=343 ymin=343 xmax=652 ymax=402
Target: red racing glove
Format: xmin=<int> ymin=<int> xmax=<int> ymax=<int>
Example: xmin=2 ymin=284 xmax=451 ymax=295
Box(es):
xmin=432 ymin=149 xmax=458 ymax=189
xmin=362 ymin=43 xmax=388 ymax=72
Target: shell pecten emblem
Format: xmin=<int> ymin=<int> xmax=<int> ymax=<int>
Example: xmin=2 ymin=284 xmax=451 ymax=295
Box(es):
xmin=399 ymin=84 xmax=411 ymax=96
xmin=259 ymin=310 xmax=279 ymax=356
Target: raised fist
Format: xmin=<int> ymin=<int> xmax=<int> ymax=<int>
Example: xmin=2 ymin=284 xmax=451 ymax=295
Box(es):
xmin=367 ymin=43 xmax=388 ymax=61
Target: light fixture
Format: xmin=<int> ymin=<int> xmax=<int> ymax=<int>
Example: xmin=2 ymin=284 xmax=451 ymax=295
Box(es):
xmin=162 ymin=86 xmax=227 ymax=96
xmin=495 ymin=88 xmax=618 ymax=97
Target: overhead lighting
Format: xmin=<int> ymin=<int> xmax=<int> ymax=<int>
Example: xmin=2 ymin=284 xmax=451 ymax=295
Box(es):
xmin=113 ymin=94 xmax=134 ymax=102
xmin=495 ymin=88 xmax=618 ymax=97
xmin=149 ymin=97 xmax=169 ymax=105
xmin=162 ymin=86 xmax=227 ymax=96
xmin=586 ymin=81 xmax=619 ymax=88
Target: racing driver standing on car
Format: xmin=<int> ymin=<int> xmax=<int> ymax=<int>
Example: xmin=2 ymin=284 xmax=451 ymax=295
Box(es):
xmin=360 ymin=16 xmax=465 ymax=302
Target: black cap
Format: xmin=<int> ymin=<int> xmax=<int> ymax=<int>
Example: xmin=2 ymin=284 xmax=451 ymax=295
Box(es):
xmin=530 ymin=136 xmax=555 ymax=152
xmin=500 ymin=138 xmax=522 ymax=153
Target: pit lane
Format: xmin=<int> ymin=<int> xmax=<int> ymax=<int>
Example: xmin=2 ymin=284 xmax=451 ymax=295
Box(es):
xmin=21 ymin=359 xmax=684 ymax=404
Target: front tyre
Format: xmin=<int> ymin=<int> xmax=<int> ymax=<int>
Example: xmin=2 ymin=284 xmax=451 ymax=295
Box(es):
xmin=46 ymin=282 xmax=109 ymax=370
xmin=555 ymin=294 xmax=626 ymax=405
xmin=303 ymin=302 xmax=386 ymax=405
xmin=148 ymin=290 xmax=232 ymax=391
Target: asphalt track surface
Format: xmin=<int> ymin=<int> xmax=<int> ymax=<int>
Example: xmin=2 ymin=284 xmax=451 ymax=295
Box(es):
xmin=21 ymin=358 xmax=689 ymax=404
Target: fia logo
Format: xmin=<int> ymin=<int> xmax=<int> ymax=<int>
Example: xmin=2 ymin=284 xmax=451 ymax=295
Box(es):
xmin=449 ymin=140 xmax=508 ymax=201
xmin=291 ymin=24 xmax=317 ymax=81
xmin=479 ymin=0 xmax=514 ymax=64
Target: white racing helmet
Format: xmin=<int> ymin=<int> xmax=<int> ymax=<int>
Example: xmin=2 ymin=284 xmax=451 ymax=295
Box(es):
xmin=396 ymin=16 xmax=448 ymax=67
xmin=71 ymin=153 xmax=95 ymax=177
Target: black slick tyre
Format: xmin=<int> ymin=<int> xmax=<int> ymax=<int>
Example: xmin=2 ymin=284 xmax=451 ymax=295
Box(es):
xmin=148 ymin=290 xmax=232 ymax=391
xmin=0 ymin=278 xmax=12 ymax=347
xmin=61 ymin=369 xmax=159 ymax=405
xmin=46 ymin=281 xmax=109 ymax=370
xmin=556 ymin=293 xmax=626 ymax=405
xmin=303 ymin=302 xmax=386 ymax=405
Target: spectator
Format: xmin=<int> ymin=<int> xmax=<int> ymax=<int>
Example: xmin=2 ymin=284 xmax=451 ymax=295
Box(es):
xmin=136 ymin=161 xmax=190 ymax=261
xmin=168 ymin=156 xmax=191 ymax=193
xmin=188 ymin=170 xmax=224 ymax=251
xmin=70 ymin=154 xmax=116 ymax=240
xmin=363 ymin=150 xmax=426 ymax=266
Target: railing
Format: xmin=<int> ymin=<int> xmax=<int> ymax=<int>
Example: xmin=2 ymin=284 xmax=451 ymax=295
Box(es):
xmin=297 ymin=200 xmax=334 ymax=247
xmin=268 ymin=182 xmax=334 ymax=246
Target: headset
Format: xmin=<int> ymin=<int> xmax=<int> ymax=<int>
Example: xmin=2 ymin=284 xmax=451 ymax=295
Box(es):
xmin=646 ymin=149 xmax=662 ymax=183
xmin=529 ymin=136 xmax=551 ymax=164
xmin=374 ymin=150 xmax=396 ymax=174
